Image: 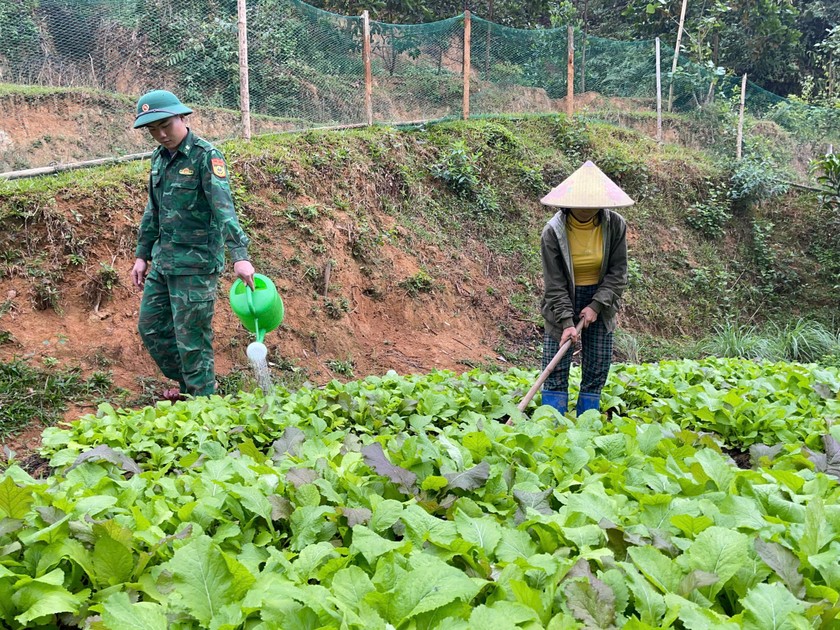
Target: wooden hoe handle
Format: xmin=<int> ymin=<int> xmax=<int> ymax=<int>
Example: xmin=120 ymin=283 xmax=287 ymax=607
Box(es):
xmin=511 ymin=320 xmax=585 ymax=420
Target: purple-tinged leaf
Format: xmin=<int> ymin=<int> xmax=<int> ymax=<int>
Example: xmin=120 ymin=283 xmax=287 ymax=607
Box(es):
xmin=566 ymin=558 xmax=595 ymax=581
xmin=271 ymin=426 xmax=306 ymax=461
xmin=599 ymin=519 xmax=631 ymax=561
xmin=67 ymin=445 xmax=140 ymax=475
xmin=361 ymin=443 xmax=417 ymax=494
xmin=749 ymin=443 xmax=784 ymax=466
xmin=341 ymin=507 xmax=372 ymax=527
xmin=812 ymin=383 xmax=833 ymax=399
xmin=564 ymin=574 xmax=617 ymax=628
xmin=444 ymin=461 xmax=490 ymax=491
xmin=287 ymin=467 xmax=319 ymax=488
xmin=35 ymin=506 xmax=65 ymax=525
xmin=677 ymin=569 xmax=719 ymax=596
xmin=268 ymin=495 xmax=292 ymax=521
xmin=0 ymin=518 xmax=23 ymax=537
xmin=754 ymin=538 xmax=805 ymax=598
xmin=513 ymin=487 xmax=553 ymax=524
xmin=806 ymin=434 xmax=840 ymax=481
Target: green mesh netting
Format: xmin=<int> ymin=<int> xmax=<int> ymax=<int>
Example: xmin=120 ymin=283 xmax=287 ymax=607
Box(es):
xmin=0 ymin=0 xmax=837 ymax=172
xmin=369 ymin=15 xmax=465 ymax=123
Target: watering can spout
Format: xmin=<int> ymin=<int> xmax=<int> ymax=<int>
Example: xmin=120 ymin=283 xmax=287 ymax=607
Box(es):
xmin=229 ymin=274 xmax=284 ymax=342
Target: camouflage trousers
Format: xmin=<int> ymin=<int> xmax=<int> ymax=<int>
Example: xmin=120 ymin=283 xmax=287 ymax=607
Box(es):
xmin=138 ymin=269 xmax=218 ymax=396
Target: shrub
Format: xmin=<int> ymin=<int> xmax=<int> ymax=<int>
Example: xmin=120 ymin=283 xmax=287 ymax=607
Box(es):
xmin=685 ymin=184 xmax=730 ymax=239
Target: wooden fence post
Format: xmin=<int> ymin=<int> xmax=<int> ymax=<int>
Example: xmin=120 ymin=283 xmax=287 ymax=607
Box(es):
xmin=667 ymin=0 xmax=688 ymax=113
xmin=236 ymin=0 xmax=251 ymax=140
xmin=566 ymin=25 xmax=574 ymax=118
xmin=736 ymin=73 xmax=747 ymax=160
xmin=463 ymin=10 xmax=471 ymax=120
xmin=362 ymin=10 xmax=373 ymax=125
xmin=656 ymin=37 xmax=662 ymax=144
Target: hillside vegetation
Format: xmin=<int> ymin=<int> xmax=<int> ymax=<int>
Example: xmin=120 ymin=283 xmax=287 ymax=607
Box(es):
xmin=0 ymin=107 xmax=838 ymax=432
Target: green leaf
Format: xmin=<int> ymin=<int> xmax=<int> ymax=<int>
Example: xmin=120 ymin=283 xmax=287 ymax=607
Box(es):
xmin=290 ymin=506 xmax=335 ymax=551
xmin=12 ymin=581 xmax=86 ymax=626
xmin=330 ymin=565 xmax=375 ymax=608
xmin=684 ymin=526 xmax=750 ymax=596
xmin=389 ymin=554 xmax=483 ymax=621
xmin=93 ymin=534 xmax=135 ymax=586
xmin=628 ymin=546 xmax=682 ymax=593
xmin=0 ymin=476 xmax=34 ymax=519
xmin=741 ymin=582 xmax=806 ymax=630
xmin=421 ymin=475 xmax=449 ymax=492
xmin=350 ymin=524 xmax=407 ymax=563
xmin=663 ymin=593 xmax=739 ymax=629
xmin=495 ymin=528 xmax=537 ymax=563
xmin=168 ymin=535 xmax=235 ymax=626
xmin=694 ymin=449 xmax=735 ymax=491
xmin=101 ymin=592 xmax=168 ymax=630
xmin=370 ymin=498 xmax=404 ymax=532
xmin=454 ymin=509 xmax=502 ymax=554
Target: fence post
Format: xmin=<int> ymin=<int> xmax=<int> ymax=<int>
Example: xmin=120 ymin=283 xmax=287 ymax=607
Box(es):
xmin=236 ymin=0 xmax=251 ymax=140
xmin=736 ymin=73 xmax=747 ymax=160
xmin=667 ymin=0 xmax=688 ymax=113
xmin=656 ymin=37 xmax=662 ymax=144
xmin=362 ymin=10 xmax=373 ymax=125
xmin=566 ymin=25 xmax=574 ymax=118
xmin=463 ymin=10 xmax=471 ymax=120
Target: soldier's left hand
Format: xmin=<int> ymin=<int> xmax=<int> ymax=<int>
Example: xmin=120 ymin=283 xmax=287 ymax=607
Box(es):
xmin=234 ymin=260 xmax=256 ymax=290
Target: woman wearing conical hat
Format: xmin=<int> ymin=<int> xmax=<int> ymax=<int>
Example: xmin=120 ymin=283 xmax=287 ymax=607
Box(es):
xmin=539 ymin=161 xmax=631 ymax=415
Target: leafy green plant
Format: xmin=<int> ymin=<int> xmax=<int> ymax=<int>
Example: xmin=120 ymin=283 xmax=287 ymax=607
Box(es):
xmin=30 ymin=277 xmax=60 ymax=312
xmin=811 ymin=151 xmax=840 ymax=212
xmin=728 ymin=156 xmax=789 ymax=206
xmin=2 ymin=360 xmax=836 ymax=628
xmin=0 ymin=359 xmax=114 ymax=436
xmin=430 ymin=140 xmax=481 ymax=199
xmin=324 ymin=296 xmax=349 ymax=319
xmin=326 ymin=357 xmax=355 ymax=377
xmin=398 ymin=270 xmax=435 ymax=296
xmin=685 ymin=184 xmax=730 ymax=238
xmin=83 ymin=261 xmax=120 ymax=309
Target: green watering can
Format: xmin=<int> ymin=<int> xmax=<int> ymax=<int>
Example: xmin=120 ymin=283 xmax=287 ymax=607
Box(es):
xmin=229 ymin=274 xmax=284 ymax=343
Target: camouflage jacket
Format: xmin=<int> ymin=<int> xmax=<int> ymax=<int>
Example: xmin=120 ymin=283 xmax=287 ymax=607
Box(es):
xmin=540 ymin=209 xmax=628 ymax=337
xmin=135 ymin=130 xmax=250 ymax=275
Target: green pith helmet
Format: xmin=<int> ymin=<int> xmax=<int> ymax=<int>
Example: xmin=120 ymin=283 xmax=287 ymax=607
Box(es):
xmin=133 ymin=90 xmax=193 ymax=129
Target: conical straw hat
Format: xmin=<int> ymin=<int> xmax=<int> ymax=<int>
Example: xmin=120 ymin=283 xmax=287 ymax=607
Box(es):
xmin=541 ymin=160 xmax=634 ymax=208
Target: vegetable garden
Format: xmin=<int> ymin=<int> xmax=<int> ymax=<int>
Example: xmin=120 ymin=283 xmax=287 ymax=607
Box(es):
xmin=1 ymin=357 xmax=839 ymax=628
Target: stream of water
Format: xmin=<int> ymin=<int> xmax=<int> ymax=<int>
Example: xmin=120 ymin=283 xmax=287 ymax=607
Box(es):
xmin=246 ymin=342 xmax=273 ymax=393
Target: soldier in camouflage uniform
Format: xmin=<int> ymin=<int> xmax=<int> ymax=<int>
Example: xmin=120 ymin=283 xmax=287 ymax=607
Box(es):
xmin=131 ymin=90 xmax=255 ymax=399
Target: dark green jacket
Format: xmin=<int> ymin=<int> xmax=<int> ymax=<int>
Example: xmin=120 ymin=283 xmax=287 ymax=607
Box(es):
xmin=540 ymin=209 xmax=628 ymax=339
xmin=135 ymin=130 xmax=250 ymax=275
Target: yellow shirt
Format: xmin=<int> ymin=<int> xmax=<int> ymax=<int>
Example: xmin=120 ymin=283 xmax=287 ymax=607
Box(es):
xmin=566 ymin=214 xmax=603 ymax=285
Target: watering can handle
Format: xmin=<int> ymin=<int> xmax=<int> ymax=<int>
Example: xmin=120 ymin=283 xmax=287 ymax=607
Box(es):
xmin=245 ymin=284 xmax=261 ymax=341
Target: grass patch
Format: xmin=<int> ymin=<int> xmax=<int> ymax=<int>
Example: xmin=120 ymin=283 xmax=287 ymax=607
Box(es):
xmin=701 ymin=319 xmax=840 ymax=364
xmin=0 ymin=360 xmax=114 ymax=437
